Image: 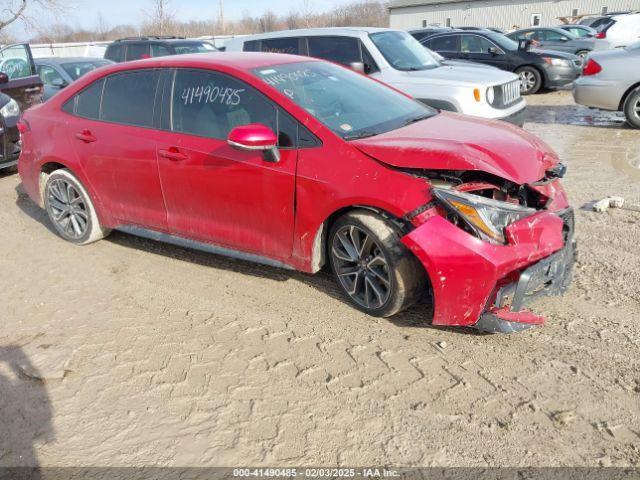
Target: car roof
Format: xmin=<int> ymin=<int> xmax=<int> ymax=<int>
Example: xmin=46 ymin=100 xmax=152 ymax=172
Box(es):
xmin=35 ymin=56 xmax=109 ymax=63
xmin=229 ymin=26 xmax=396 ymax=42
xmin=99 ymin=52 xmax=319 ymax=72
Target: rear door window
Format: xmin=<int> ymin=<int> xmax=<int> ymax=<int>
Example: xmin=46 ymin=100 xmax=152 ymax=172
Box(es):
xmin=151 ymin=44 xmax=172 ymax=57
xmin=125 ymin=44 xmax=150 ymax=61
xmin=307 ymin=36 xmax=362 ymax=66
xmin=425 ymin=35 xmax=460 ymax=52
xmin=101 ymin=70 xmax=160 ymax=127
xmin=260 ymin=38 xmax=306 ymax=55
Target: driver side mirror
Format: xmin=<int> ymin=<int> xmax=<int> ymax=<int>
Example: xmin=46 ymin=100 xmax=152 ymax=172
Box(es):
xmin=348 ymin=62 xmax=366 ymax=74
xmin=227 ymin=123 xmax=280 ymax=163
xmin=559 ymin=36 xmax=569 ymax=41
xmin=0 ymin=72 xmax=8 ymax=84
xmin=51 ymin=78 xmax=68 ymax=88
xmin=488 ymin=46 xmax=500 ymax=55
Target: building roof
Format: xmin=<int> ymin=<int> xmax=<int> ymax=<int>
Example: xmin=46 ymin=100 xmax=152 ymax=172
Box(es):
xmin=390 ymin=0 xmax=481 ymax=8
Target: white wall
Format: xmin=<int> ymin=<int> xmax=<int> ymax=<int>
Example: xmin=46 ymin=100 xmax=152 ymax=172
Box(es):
xmin=390 ymin=0 xmax=640 ymax=30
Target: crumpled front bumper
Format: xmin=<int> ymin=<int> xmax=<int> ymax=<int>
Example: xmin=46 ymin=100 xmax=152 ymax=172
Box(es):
xmin=401 ymin=208 xmax=575 ymax=333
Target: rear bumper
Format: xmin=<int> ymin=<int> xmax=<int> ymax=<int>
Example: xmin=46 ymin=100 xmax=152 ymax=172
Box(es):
xmin=401 ymin=207 xmax=575 ymax=332
xmin=573 ymin=77 xmax=623 ymax=111
xmin=543 ymin=64 xmax=581 ymax=88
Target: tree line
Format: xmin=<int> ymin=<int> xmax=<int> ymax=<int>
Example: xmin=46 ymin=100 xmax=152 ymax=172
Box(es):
xmin=22 ymin=0 xmax=389 ymax=44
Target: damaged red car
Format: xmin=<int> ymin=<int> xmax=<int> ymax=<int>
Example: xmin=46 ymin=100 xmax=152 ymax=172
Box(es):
xmin=18 ymin=53 xmax=575 ymax=333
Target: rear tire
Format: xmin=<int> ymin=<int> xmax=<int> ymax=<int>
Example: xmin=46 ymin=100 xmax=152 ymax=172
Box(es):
xmin=623 ymin=88 xmax=640 ymax=129
xmin=43 ymin=169 xmax=110 ymax=245
xmin=328 ymin=210 xmax=426 ymax=317
xmin=516 ymin=66 xmax=542 ymax=95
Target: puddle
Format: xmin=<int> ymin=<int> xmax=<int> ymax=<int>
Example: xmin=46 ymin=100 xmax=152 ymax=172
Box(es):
xmin=525 ymin=104 xmax=627 ymax=128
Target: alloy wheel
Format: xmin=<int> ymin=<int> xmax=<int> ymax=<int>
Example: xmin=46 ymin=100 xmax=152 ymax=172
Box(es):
xmin=632 ymin=98 xmax=640 ymax=122
xmin=519 ymin=71 xmax=536 ymax=93
xmin=331 ymin=225 xmax=391 ymax=310
xmin=47 ymin=178 xmax=89 ymax=239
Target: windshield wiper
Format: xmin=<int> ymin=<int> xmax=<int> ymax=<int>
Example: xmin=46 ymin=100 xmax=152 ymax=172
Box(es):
xmin=344 ymin=131 xmax=378 ymax=141
xmin=404 ymin=114 xmax=431 ymax=126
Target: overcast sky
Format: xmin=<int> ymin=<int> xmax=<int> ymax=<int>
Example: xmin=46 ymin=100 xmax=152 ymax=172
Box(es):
xmin=10 ymin=0 xmax=359 ymax=40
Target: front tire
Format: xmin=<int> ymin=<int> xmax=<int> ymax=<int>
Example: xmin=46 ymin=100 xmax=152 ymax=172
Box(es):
xmin=44 ymin=169 xmax=110 ymax=245
xmin=328 ymin=210 xmax=426 ymax=317
xmin=516 ymin=66 xmax=542 ymax=95
xmin=623 ymin=88 xmax=640 ymax=129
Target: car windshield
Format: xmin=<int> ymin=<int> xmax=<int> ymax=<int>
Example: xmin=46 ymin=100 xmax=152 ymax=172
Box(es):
xmin=173 ymin=42 xmax=217 ymax=54
xmin=487 ymin=33 xmax=519 ymax=51
xmin=369 ymin=31 xmax=441 ymax=71
xmin=61 ymin=60 xmax=111 ymax=80
xmin=253 ymin=61 xmax=436 ymax=140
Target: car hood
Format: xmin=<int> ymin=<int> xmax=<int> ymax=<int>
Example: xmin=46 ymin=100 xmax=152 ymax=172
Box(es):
xmin=352 ymin=112 xmax=559 ymax=185
xmin=393 ymin=64 xmax=518 ymax=87
xmin=529 ymin=48 xmax=580 ymax=59
xmin=441 ymin=59 xmax=499 ymax=69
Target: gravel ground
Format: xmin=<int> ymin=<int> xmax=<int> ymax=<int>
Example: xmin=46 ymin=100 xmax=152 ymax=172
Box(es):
xmin=0 ymin=90 xmax=639 ymax=468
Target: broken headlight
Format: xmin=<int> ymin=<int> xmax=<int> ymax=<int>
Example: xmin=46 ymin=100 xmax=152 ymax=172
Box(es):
xmin=432 ymin=187 xmax=536 ymax=245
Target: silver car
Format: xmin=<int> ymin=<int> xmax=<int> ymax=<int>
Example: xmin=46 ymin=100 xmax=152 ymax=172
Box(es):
xmin=573 ymin=42 xmax=640 ymax=128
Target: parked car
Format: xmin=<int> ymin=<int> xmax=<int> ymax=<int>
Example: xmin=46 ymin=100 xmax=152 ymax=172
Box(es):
xmin=418 ymin=30 xmax=582 ymax=94
xmin=35 ymin=57 xmax=114 ymax=101
xmin=409 ymin=26 xmax=459 ymax=42
xmin=558 ymin=24 xmax=597 ymax=38
xmin=573 ymin=41 xmax=640 ymax=128
xmin=507 ymin=27 xmax=595 ymax=57
xmin=0 ymin=43 xmax=43 ymax=111
xmin=0 ymin=91 xmax=21 ymax=171
xmin=226 ymin=28 xmax=526 ymax=125
xmin=596 ymin=13 xmax=640 ymax=48
xmin=17 ymin=52 xmax=575 ymax=333
xmin=104 ymin=36 xmax=218 ymax=62
xmin=578 ymin=15 xmax=615 ymax=30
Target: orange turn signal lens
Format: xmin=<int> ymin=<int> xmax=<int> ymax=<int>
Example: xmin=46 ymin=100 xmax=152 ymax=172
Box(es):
xmin=473 ymin=88 xmax=481 ymax=102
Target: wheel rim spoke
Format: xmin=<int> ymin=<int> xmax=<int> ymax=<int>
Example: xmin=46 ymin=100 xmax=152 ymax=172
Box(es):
xmin=47 ymin=179 xmax=89 ymax=239
xmin=332 ymin=224 xmax=392 ymax=310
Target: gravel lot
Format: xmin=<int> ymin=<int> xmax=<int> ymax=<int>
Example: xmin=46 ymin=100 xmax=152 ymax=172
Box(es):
xmin=1 ymin=90 xmax=639 ymax=468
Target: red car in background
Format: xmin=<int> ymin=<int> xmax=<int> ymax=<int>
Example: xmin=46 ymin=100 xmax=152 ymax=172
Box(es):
xmin=18 ymin=53 xmax=575 ymax=333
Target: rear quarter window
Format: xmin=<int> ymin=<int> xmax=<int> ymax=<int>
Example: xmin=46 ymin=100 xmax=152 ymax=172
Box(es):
xmin=70 ymin=78 xmax=105 ymax=119
xmin=105 ymin=44 xmax=124 ymax=62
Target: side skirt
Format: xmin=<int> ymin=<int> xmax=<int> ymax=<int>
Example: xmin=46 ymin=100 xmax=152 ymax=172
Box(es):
xmin=117 ymin=225 xmax=296 ymax=271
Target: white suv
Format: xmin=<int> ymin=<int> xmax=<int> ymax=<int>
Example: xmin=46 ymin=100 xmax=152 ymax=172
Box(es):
xmin=226 ymin=27 xmax=526 ymax=125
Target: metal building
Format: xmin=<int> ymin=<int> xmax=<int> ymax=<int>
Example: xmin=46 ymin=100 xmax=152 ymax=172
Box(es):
xmin=389 ymin=0 xmax=640 ymax=30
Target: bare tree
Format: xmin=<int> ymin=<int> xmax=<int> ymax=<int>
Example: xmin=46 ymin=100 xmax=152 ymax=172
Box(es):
xmin=142 ymin=0 xmax=174 ymax=36
xmin=0 ymin=0 xmax=66 ymax=33
xmin=27 ymin=0 xmax=390 ymax=42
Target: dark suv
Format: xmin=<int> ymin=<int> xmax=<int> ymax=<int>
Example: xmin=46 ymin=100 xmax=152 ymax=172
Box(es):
xmin=413 ymin=29 xmax=582 ymax=94
xmin=104 ymin=36 xmax=217 ymax=62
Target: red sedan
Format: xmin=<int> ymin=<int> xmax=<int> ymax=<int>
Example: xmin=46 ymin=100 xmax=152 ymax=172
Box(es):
xmin=18 ymin=53 xmax=575 ymax=333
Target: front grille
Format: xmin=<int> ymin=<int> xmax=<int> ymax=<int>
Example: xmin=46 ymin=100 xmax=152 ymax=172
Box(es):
xmin=495 ymin=80 xmax=521 ymax=109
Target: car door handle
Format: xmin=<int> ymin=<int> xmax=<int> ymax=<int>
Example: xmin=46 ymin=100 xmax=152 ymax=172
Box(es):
xmin=158 ymin=147 xmax=189 ymax=161
xmin=75 ymin=130 xmax=97 ymax=143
